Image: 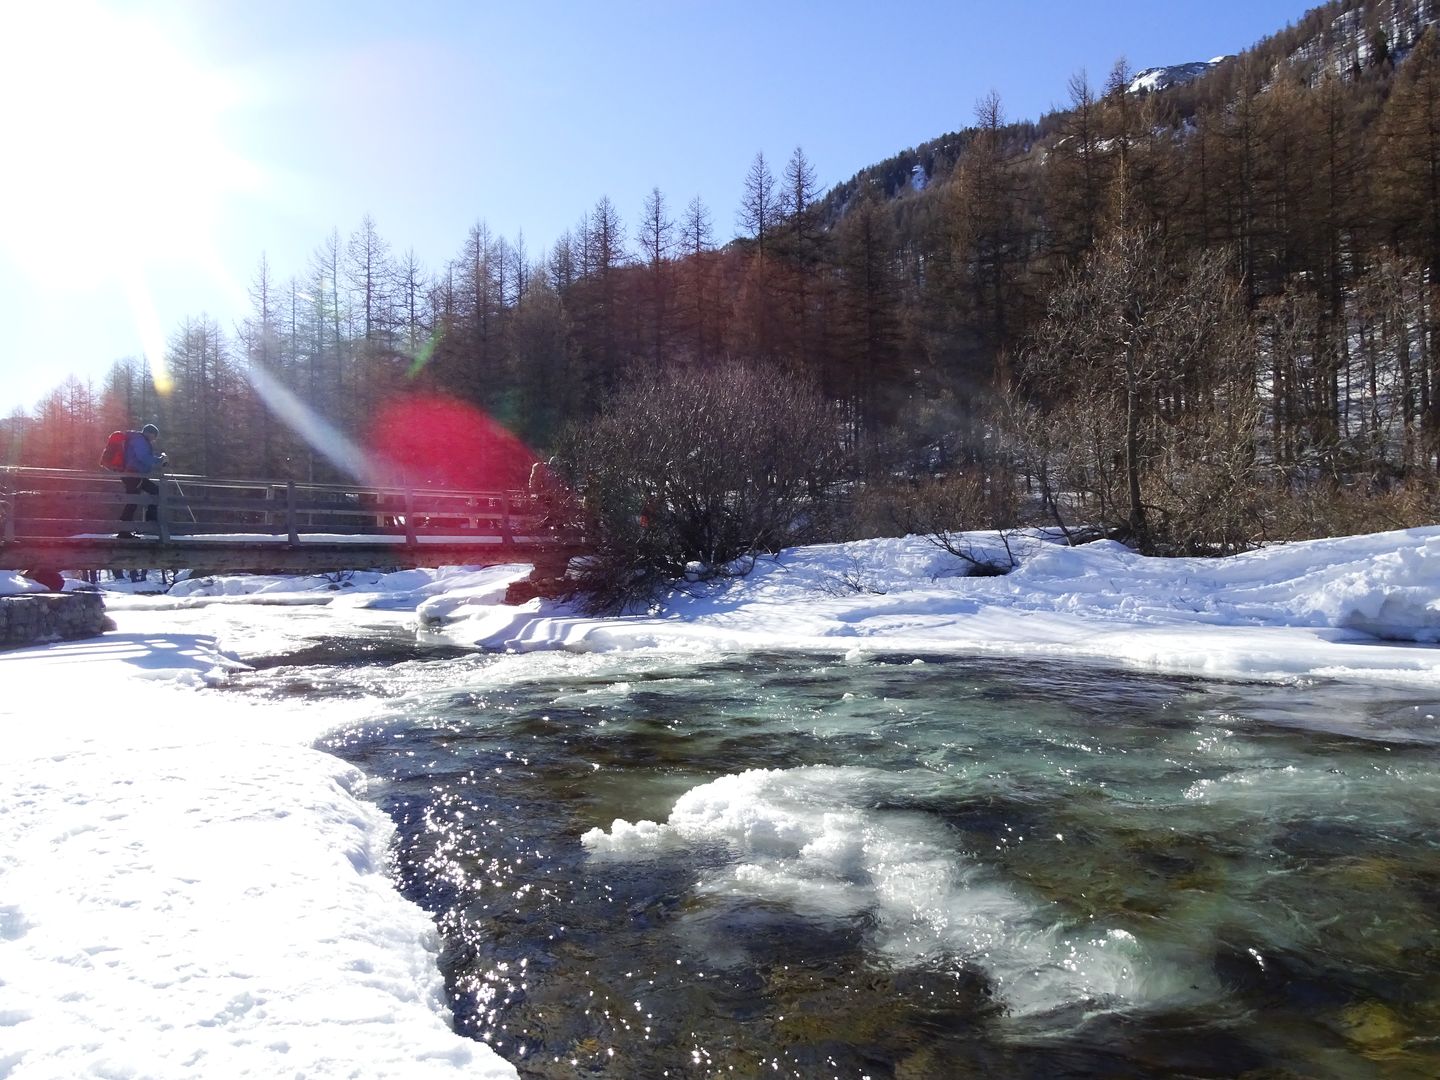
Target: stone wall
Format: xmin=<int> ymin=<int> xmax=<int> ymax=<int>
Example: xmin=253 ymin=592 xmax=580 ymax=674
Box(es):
xmin=0 ymin=592 xmax=114 ymax=649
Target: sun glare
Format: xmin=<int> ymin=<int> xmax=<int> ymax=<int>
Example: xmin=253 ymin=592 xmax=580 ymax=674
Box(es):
xmin=0 ymin=2 xmax=260 ymax=380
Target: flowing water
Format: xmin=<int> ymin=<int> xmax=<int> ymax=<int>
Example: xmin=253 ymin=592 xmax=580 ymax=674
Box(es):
xmin=229 ymin=637 xmax=1440 ymax=1079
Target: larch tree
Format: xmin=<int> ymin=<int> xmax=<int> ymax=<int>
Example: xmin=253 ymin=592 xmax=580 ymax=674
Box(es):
xmin=778 ymin=146 xmax=825 ymax=368
xmin=546 ymin=229 xmax=576 ymax=294
xmin=511 ymin=276 xmax=576 ymax=449
xmin=240 ymin=254 xmax=289 ymax=476
xmin=458 ymin=221 xmax=503 ymax=409
xmin=1376 ymin=27 xmax=1440 ymax=461
xmin=677 ymin=194 xmax=719 ymax=364
xmin=1044 ymin=70 xmax=1106 ymax=266
xmin=345 ymin=214 xmax=394 ymax=346
xmin=636 ymin=186 xmax=676 ymax=371
xmin=573 ymin=196 xmax=629 ymax=396
xmin=506 ymin=231 xmax=530 ymax=308
xmin=395 ymin=247 xmax=431 ymax=361
xmin=302 ymin=228 xmax=352 ymax=449
xmin=942 ymin=92 xmax=1027 ymax=356
xmin=738 ymin=151 xmax=781 ymax=256
xmin=834 ymin=188 xmax=903 ymax=449
xmin=166 ymin=316 xmax=240 ymax=478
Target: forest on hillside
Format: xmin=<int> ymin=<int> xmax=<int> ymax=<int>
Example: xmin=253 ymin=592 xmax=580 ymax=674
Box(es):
xmin=5 ymin=0 xmax=1440 ymax=558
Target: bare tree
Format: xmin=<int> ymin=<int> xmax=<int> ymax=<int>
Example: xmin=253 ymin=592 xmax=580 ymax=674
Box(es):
xmin=779 ymin=146 xmax=826 ymax=367
xmin=678 ymin=195 xmax=718 ymax=362
xmin=395 ymin=248 xmax=431 ymax=360
xmin=738 ymin=151 xmax=781 ymax=255
xmin=568 ymin=196 xmax=630 ymax=395
xmin=1045 ymin=71 xmax=1106 ymax=261
xmin=636 ymin=186 xmax=676 ymax=369
xmin=1020 ymin=211 xmax=1257 ymax=552
xmin=345 ymin=214 xmax=394 ymax=344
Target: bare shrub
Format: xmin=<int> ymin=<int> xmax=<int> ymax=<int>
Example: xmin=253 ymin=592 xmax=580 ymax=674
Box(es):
xmin=818 ymin=555 xmax=888 ymax=597
xmin=560 ymin=362 xmax=844 ymax=612
xmin=1262 ymin=480 xmax=1439 ymax=541
xmin=1016 ymin=222 xmax=1258 ymax=554
xmin=849 ymin=471 xmax=1028 ymax=574
xmin=1145 ymin=395 xmax=1268 ymax=556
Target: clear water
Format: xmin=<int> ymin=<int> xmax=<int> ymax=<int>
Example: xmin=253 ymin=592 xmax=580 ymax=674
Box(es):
xmin=232 ymin=639 xmax=1440 ymax=1079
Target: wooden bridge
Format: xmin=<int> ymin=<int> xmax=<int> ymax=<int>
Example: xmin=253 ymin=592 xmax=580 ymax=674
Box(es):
xmin=0 ymin=467 xmax=584 ymax=576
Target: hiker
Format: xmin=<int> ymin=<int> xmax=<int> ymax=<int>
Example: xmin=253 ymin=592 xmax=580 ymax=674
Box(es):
xmin=527 ymin=457 xmax=558 ymax=507
xmin=528 ymin=456 xmax=572 ymax=531
xmin=117 ymin=424 xmax=167 ymax=537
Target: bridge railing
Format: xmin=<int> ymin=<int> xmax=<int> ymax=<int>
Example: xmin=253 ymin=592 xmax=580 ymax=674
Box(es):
xmin=0 ymin=467 xmax=577 ymax=547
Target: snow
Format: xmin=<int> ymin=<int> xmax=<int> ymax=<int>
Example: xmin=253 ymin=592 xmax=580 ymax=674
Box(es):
xmin=0 ymin=637 xmax=512 ymax=1080
xmin=1127 ymin=59 xmax=1223 ymax=94
xmin=583 ymin=765 xmax=1201 ymax=1018
xmin=2 ymin=568 xmax=47 ymax=594
xmin=1 ymin=527 xmax=1438 ymax=1076
xmin=426 ymin=528 xmax=1440 ymax=685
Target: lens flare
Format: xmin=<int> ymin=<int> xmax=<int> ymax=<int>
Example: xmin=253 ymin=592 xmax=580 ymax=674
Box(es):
xmin=245 ymin=364 xmax=370 ymax=482
xmin=405 ymin=329 xmax=443 ymax=380
xmin=369 ymin=395 xmax=536 ymax=490
xmin=122 ymin=268 xmax=173 ymax=396
xmin=247 ymin=370 xmax=540 ymax=496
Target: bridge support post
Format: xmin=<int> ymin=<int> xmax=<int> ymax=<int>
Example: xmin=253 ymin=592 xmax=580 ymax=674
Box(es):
xmin=403 ymin=486 xmax=417 ymax=548
xmin=156 ymin=478 xmax=170 ymax=543
xmin=285 ymin=482 xmax=299 ymax=544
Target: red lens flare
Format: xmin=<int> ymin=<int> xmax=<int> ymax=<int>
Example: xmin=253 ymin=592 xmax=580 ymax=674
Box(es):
xmin=368 ymin=394 xmax=536 ymax=491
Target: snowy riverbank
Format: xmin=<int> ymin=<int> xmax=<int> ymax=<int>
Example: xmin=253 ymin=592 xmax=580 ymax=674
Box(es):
xmin=419 ymin=527 xmax=1440 ymax=686
xmin=2 ymin=528 xmax=1438 ymax=1078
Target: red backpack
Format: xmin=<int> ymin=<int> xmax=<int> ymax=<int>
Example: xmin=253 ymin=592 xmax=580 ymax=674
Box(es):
xmin=99 ymin=430 xmax=130 ymax=472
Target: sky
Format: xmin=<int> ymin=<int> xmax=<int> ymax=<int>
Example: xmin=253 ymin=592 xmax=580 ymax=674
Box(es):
xmin=2 ymin=526 xmax=1438 ymax=1074
xmin=0 ymin=0 xmax=1314 ymax=417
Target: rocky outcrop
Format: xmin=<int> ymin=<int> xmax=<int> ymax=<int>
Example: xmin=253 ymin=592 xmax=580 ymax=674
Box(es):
xmin=502 ymin=558 xmax=575 ymax=605
xmin=0 ymin=592 xmax=113 ymax=649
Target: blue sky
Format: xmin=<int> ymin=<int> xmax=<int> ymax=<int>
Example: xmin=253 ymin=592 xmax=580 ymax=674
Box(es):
xmin=1 ymin=0 xmax=1311 ymax=416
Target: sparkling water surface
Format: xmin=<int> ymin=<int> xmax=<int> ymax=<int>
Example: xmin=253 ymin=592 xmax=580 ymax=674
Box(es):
xmin=230 ymin=637 xmax=1440 ymax=1079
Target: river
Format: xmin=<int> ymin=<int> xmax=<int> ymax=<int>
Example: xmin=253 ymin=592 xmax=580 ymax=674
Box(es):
xmin=224 ymin=632 xmax=1440 ymax=1079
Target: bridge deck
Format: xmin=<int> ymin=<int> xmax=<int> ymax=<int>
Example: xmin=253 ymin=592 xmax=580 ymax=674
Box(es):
xmin=1 ymin=467 xmax=583 ymax=575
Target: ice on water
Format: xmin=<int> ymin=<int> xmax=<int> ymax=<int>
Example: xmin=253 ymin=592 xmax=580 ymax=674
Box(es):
xmin=584 ymin=764 xmax=1209 ymax=1018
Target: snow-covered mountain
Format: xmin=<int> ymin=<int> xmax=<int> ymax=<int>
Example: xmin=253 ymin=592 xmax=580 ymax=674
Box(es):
xmin=1127 ymin=58 xmax=1228 ymax=94
xmin=826 ymin=1 xmax=1440 ymax=221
